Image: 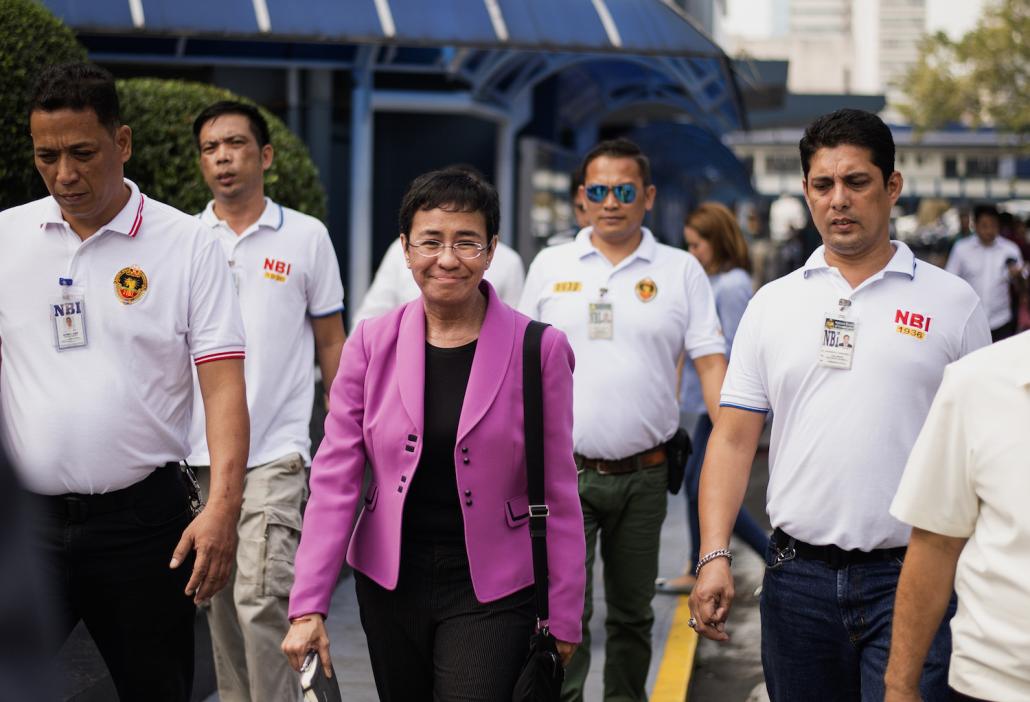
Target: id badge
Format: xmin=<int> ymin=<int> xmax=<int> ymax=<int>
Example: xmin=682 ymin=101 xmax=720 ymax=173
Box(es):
xmin=50 ymin=288 xmax=88 ymax=350
xmin=588 ymin=300 xmax=614 ymax=340
xmin=817 ymin=312 xmax=856 ymax=369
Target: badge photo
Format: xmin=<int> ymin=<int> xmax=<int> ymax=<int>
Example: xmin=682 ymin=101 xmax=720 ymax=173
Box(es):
xmin=114 ymin=266 xmax=148 ymax=304
xmin=635 ymin=277 xmax=657 ymax=302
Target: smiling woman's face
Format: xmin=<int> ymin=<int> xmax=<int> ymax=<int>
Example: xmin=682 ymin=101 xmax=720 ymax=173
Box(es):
xmin=403 ymin=207 xmax=495 ymax=309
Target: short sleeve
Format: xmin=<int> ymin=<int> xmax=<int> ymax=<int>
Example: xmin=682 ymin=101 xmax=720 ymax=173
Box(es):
xmin=682 ymin=257 xmax=726 ymax=359
xmin=352 ymin=239 xmax=409 ymax=327
xmin=489 ymin=245 xmax=526 ymax=307
xmin=959 ymin=301 xmax=992 ymax=358
xmin=718 ymin=296 xmax=769 ymax=413
xmin=890 ymin=365 xmax=978 ymax=537
xmin=715 ymin=269 xmax=753 ymax=351
xmin=517 ymin=256 xmax=548 ymax=319
xmin=307 ymin=226 xmax=345 ymax=317
xmin=188 ymin=232 xmax=246 ymax=364
xmin=944 ymin=244 xmax=962 ymax=276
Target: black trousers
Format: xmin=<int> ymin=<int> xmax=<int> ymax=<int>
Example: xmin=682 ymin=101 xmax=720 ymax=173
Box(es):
xmin=355 ymin=540 xmax=536 ymax=701
xmin=991 ymin=319 xmax=1016 ymax=342
xmin=31 ymin=468 xmax=196 ymax=702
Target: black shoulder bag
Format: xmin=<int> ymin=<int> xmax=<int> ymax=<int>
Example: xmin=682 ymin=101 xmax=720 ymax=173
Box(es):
xmin=512 ymin=320 xmax=565 ymax=702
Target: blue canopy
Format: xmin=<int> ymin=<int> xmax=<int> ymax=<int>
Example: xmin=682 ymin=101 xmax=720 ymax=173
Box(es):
xmin=42 ymin=0 xmax=727 ymax=58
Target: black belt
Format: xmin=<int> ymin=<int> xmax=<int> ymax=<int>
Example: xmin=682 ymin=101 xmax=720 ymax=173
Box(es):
xmin=773 ymin=528 xmax=906 ymax=569
xmin=32 ymin=463 xmax=181 ymax=523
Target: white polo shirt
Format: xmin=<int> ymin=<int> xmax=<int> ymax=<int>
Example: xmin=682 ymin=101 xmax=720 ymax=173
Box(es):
xmin=187 ymin=199 xmax=344 ymax=468
xmin=352 ymin=238 xmax=525 ymax=326
xmin=519 ymin=227 xmax=725 ymax=460
xmin=722 ymin=242 xmax=991 ymax=550
xmin=945 ymin=235 xmax=1022 ymax=329
xmin=0 ymin=180 xmax=245 ymax=495
xmin=891 ymin=331 xmax=1030 ymax=700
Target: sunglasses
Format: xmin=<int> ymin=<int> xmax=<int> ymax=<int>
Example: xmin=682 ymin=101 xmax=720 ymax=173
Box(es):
xmin=584 ymin=183 xmax=638 ymax=204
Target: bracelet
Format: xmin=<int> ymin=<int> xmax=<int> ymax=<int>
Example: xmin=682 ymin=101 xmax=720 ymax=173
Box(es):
xmin=696 ymin=548 xmax=733 ymax=572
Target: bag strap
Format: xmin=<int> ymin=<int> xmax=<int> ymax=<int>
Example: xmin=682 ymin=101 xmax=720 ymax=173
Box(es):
xmin=522 ymin=320 xmax=550 ymax=627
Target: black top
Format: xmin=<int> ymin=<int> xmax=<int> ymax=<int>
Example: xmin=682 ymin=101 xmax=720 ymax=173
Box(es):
xmin=402 ymin=339 xmax=477 ymax=544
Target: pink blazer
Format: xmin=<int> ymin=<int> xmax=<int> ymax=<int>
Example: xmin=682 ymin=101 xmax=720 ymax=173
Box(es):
xmin=289 ymin=281 xmax=586 ymax=643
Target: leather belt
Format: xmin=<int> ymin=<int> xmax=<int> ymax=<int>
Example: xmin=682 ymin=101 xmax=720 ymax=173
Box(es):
xmin=773 ymin=528 xmax=906 ymax=569
xmin=575 ymin=446 xmax=667 ymax=475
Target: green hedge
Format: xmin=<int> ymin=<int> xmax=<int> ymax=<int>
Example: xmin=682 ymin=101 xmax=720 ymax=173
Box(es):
xmin=0 ymin=0 xmax=87 ymax=209
xmin=119 ymin=78 xmax=327 ymax=221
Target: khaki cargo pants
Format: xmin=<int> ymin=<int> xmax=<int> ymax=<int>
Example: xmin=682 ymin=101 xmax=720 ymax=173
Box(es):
xmin=197 ymin=452 xmax=307 ymax=702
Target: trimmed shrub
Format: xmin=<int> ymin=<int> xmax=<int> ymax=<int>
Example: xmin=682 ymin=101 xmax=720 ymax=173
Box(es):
xmin=0 ymin=0 xmax=87 ymax=209
xmin=119 ymin=78 xmax=326 ymax=221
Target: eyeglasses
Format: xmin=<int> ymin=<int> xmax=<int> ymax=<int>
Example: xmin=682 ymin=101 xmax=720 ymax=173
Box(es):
xmin=584 ymin=183 xmax=638 ymax=204
xmin=407 ymin=240 xmax=487 ymax=259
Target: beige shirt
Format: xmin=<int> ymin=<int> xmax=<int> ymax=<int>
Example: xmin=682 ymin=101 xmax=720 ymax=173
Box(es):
xmin=891 ymin=331 xmax=1030 ymax=700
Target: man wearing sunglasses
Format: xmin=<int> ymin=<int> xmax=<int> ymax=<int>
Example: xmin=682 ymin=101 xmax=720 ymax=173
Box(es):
xmin=519 ymin=138 xmax=727 ymax=702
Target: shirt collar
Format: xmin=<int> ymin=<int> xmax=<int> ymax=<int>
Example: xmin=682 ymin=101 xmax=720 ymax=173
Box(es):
xmin=802 ymin=241 xmax=917 ymax=280
xmin=41 ymin=178 xmax=145 ymax=238
xmin=573 ymin=226 xmax=657 ymax=263
xmin=200 ymin=197 xmax=283 ymax=233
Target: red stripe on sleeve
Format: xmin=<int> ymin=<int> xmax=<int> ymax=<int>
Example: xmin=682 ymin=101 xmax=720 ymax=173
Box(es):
xmin=194 ymin=351 xmax=245 ymax=365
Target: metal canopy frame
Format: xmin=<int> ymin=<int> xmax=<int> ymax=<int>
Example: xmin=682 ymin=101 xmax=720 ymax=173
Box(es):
xmin=54 ymin=0 xmax=747 ymax=310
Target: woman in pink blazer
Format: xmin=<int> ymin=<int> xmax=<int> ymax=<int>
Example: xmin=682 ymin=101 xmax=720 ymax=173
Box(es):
xmin=282 ymin=168 xmax=585 ymax=700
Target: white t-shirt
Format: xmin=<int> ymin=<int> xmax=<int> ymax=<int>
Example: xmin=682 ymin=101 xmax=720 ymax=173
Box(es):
xmin=721 ymin=242 xmax=991 ymax=550
xmin=352 ymin=238 xmax=525 ymax=327
xmin=891 ymin=331 xmax=1030 ymax=700
xmin=519 ymin=227 xmax=725 ymax=459
xmin=945 ymin=235 xmax=1022 ymax=329
xmin=188 ymin=199 xmax=344 ymax=467
xmin=0 ymin=180 xmax=246 ymax=495
xmin=769 ymin=195 xmax=807 ymax=243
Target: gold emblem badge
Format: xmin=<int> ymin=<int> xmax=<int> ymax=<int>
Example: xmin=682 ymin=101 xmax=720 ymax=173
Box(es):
xmin=552 ymin=281 xmax=582 ymax=293
xmin=635 ymin=278 xmax=657 ymax=302
xmin=114 ymin=266 xmax=148 ymax=304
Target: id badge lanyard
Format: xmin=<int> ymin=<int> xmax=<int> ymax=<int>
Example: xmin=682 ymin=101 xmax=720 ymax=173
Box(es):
xmin=51 ymin=276 xmax=88 ymax=350
xmin=817 ymin=297 xmax=856 ymax=370
xmin=588 ymin=287 xmax=614 ymax=340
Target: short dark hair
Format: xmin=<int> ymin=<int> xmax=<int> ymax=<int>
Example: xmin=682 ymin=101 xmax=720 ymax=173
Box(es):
xmin=192 ymin=101 xmax=270 ymax=149
xmin=799 ymin=109 xmax=895 ymax=185
xmin=398 ymin=167 xmax=500 ymax=240
xmin=581 ymin=138 xmax=652 ymax=187
xmin=569 ymin=166 xmax=584 ymax=200
xmin=973 ymin=203 xmax=1000 ymax=223
xmin=29 ymin=63 xmax=120 ymax=130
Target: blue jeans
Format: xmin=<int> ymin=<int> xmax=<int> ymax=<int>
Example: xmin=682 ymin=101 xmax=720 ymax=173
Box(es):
xmin=760 ymin=539 xmax=954 ymax=702
xmin=686 ymin=413 xmax=768 ymax=570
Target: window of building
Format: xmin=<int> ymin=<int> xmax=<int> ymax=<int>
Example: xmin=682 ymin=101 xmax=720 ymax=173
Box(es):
xmin=765 ymin=154 xmax=802 ymax=175
xmin=944 ymin=157 xmax=960 ymax=178
xmin=965 ymin=157 xmax=999 ymax=178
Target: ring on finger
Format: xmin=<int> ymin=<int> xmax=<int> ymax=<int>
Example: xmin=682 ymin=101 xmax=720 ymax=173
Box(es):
xmin=687 ymin=617 xmax=697 ymax=629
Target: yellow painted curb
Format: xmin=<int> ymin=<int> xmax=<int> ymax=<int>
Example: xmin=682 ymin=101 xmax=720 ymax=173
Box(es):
xmin=651 ymin=597 xmax=699 ymax=702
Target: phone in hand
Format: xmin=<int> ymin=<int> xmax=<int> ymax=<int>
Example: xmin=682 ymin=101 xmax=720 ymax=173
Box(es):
xmin=300 ymin=651 xmax=342 ymax=702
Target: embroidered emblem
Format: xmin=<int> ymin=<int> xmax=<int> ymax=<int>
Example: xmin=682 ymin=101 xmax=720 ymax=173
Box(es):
xmin=894 ymin=309 xmax=932 ymax=341
xmin=635 ymin=278 xmax=657 ymax=302
xmin=113 ymin=266 xmax=148 ymax=304
xmin=263 ymin=257 xmax=292 ymax=283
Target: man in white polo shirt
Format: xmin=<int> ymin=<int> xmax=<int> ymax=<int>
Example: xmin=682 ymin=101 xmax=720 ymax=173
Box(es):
xmin=689 ymin=109 xmax=991 ymax=701
xmin=519 ymin=138 xmax=727 ymax=702
xmin=189 ymin=100 xmax=346 ymax=702
xmin=945 ymin=203 xmax=1023 ymax=341
xmin=0 ymin=63 xmax=248 ymax=702
xmin=885 ymin=331 xmax=1030 ymax=702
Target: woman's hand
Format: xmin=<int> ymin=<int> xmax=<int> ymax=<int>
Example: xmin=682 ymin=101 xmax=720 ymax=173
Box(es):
xmin=281 ymin=614 xmax=332 ymax=678
xmin=555 ymin=639 xmax=577 ymax=668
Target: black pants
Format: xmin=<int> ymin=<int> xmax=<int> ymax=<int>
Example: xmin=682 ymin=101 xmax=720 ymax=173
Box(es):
xmin=32 ymin=468 xmax=196 ymax=702
xmin=355 ymin=540 xmax=536 ymax=701
xmin=951 ymin=690 xmax=994 ymax=702
xmin=991 ymin=319 xmax=1016 ymax=342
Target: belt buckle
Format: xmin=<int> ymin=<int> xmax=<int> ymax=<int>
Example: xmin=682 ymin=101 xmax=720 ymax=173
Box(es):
xmin=595 ymin=460 xmax=615 ymax=476
xmin=64 ymin=496 xmax=89 ymax=523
